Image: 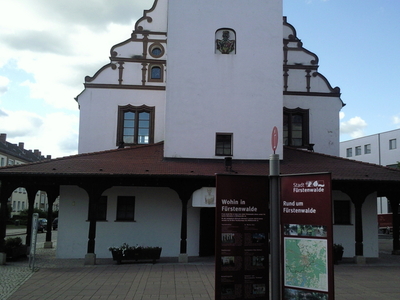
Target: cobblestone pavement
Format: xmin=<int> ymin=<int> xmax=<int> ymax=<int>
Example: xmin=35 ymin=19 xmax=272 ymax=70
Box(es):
xmin=2 ymin=232 xmax=400 ymax=300
xmin=0 ymin=230 xmax=65 ymax=300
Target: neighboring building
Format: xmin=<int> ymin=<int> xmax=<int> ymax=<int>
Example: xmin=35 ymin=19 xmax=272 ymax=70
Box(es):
xmin=0 ymin=133 xmax=58 ymax=216
xmin=1 ymin=0 xmax=400 ymax=265
xmin=340 ymin=129 xmax=400 ymax=213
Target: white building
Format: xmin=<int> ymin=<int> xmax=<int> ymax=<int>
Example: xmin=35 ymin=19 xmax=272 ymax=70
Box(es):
xmin=2 ymin=0 xmax=400 ymax=266
xmin=340 ymin=129 xmax=400 ymax=213
xmin=70 ymin=0 xmax=344 ymax=261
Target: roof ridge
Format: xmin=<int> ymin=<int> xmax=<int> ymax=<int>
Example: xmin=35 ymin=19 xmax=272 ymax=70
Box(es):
xmin=0 ymin=142 xmax=165 ymax=170
xmin=285 ymin=146 xmax=400 ymax=173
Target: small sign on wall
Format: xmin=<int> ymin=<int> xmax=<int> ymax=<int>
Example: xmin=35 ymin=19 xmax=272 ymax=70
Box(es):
xmin=192 ymin=187 xmax=216 ymax=207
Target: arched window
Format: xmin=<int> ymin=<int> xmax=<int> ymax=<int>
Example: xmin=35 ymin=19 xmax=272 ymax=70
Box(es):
xmin=148 ymin=64 xmax=163 ymax=82
xmin=151 ymin=66 xmax=161 ymax=79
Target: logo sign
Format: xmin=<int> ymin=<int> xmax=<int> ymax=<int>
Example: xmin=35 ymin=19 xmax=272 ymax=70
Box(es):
xmin=215 ymin=175 xmax=269 ymax=300
xmin=280 ymin=173 xmax=334 ymax=299
xmin=271 ymin=126 xmax=278 ymax=153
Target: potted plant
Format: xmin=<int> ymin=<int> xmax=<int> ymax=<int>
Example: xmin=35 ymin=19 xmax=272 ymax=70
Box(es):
xmin=108 ymin=243 xmax=162 ymax=264
xmin=5 ymin=237 xmax=28 ymax=261
xmin=333 ymin=243 xmax=344 ymax=264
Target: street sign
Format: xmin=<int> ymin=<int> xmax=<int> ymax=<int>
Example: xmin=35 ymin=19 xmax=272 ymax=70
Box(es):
xmin=271 ymin=126 xmax=278 ymax=154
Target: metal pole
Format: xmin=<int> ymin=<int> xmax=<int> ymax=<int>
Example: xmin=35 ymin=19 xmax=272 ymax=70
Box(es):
xmin=270 ymin=153 xmax=280 ymax=300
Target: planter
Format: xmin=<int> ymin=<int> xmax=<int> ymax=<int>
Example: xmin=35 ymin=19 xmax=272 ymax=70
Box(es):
xmin=5 ymin=237 xmax=28 ymax=261
xmin=6 ymin=245 xmax=28 ymax=261
xmin=333 ymin=249 xmax=344 ymax=265
xmin=111 ymin=247 xmax=162 ymax=264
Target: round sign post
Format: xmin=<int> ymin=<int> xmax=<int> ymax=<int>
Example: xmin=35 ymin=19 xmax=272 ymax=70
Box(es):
xmin=270 ymin=126 xmax=280 ymax=300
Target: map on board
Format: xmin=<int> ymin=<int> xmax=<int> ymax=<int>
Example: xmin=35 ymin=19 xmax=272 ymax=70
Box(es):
xmin=284 ymin=238 xmax=328 ymax=292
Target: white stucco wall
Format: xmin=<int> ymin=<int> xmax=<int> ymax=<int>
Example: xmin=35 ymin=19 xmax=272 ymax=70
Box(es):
xmin=284 ymin=95 xmax=342 ymax=156
xmin=57 ymin=185 xmax=201 ymax=259
xmin=164 ymin=0 xmax=283 ymax=159
xmin=78 ymin=88 xmax=165 ymax=154
xmin=332 ymin=191 xmax=379 ymax=258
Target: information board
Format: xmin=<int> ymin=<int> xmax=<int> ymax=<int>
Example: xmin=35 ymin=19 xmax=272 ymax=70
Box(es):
xmin=280 ymin=173 xmax=334 ymax=299
xmin=216 ymin=175 xmax=269 ymax=300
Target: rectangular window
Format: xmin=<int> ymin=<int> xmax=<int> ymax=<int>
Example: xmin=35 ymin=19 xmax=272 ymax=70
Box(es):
xmin=346 ymin=148 xmax=352 ymax=157
xmin=334 ymin=200 xmax=351 ymax=225
xmin=389 ymin=139 xmax=397 ymax=150
xmin=355 ymin=146 xmax=361 ymax=156
xmin=364 ymin=144 xmax=371 ymax=154
xmin=117 ymin=105 xmax=154 ymax=146
xmin=216 ymin=133 xmax=233 ymax=156
xmin=283 ymin=108 xmax=309 ymax=147
xmin=116 ymin=196 xmax=135 ymax=221
xmin=88 ymin=196 xmax=108 ymax=221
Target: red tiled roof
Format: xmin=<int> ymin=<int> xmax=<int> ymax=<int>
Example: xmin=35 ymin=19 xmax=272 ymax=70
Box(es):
xmin=0 ymin=142 xmax=399 ymax=182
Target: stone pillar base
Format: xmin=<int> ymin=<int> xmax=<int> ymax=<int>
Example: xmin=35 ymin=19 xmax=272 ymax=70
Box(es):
xmin=44 ymin=241 xmax=53 ymax=249
xmin=0 ymin=252 xmax=6 ymax=265
xmin=354 ymin=255 xmax=366 ymax=264
xmin=84 ymin=253 xmax=96 ymax=265
xmin=178 ymin=253 xmax=188 ymax=263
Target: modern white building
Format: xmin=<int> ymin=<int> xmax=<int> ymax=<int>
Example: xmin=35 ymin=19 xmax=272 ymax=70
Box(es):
xmin=340 ymin=128 xmax=400 ymax=213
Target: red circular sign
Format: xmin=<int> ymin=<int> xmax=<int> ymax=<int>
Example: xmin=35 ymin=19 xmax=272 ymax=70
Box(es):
xmin=271 ymin=126 xmax=278 ymax=153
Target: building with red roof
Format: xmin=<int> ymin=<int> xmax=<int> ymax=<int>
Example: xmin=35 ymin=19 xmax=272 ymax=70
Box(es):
xmin=1 ymin=0 xmax=400 ymax=265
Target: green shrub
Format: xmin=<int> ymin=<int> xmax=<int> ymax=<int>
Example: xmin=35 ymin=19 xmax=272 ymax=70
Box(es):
xmin=5 ymin=237 xmax=23 ymax=250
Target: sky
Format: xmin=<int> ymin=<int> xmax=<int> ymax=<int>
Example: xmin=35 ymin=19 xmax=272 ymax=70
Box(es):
xmin=0 ymin=0 xmax=399 ymax=158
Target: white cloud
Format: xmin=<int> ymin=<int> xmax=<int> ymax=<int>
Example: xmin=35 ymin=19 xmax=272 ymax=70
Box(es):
xmin=0 ymin=0 xmax=154 ymax=157
xmin=0 ymin=0 xmax=154 ymax=110
xmin=392 ymin=115 xmax=400 ymax=127
xmin=0 ymin=76 xmax=10 ymax=96
xmin=340 ymin=116 xmax=367 ymax=138
xmin=0 ymin=109 xmax=79 ymax=158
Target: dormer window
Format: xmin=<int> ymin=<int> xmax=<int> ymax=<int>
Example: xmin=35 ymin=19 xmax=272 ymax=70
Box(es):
xmin=117 ymin=105 xmax=155 ymax=146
